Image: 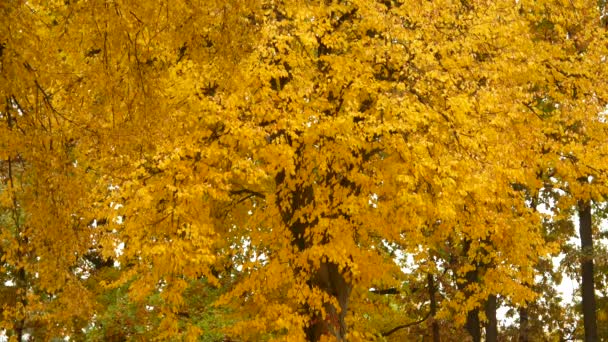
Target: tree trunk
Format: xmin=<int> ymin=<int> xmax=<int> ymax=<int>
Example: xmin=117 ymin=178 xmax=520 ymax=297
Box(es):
xmin=485 ymin=295 xmax=497 ymax=342
xmin=306 ymin=262 xmax=351 ymax=341
xmin=6 ymin=110 xmax=27 ymax=342
xmin=518 ymin=194 xmax=536 ymax=342
xmin=465 ymin=308 xmax=481 ymax=342
xmin=518 ymin=307 xmax=529 ymax=342
xmin=460 ymin=240 xmax=481 ymax=342
xmin=428 ymin=273 xmax=440 ymax=342
xmin=276 ymin=171 xmax=352 ymax=341
xmin=578 ymin=199 xmax=598 ymax=341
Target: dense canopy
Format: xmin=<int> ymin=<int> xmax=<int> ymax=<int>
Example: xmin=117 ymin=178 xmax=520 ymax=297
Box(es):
xmin=1 ymin=0 xmax=608 ymax=341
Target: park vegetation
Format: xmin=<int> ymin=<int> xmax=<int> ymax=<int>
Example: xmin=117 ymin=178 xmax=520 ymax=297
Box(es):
xmin=1 ymin=0 xmax=608 ymax=340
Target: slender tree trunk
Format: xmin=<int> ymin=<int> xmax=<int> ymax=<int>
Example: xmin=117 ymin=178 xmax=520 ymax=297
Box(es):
xmin=518 ymin=194 xmax=536 ymax=342
xmin=428 ymin=273 xmax=440 ymax=342
xmin=6 ymin=105 xmax=27 ymax=342
xmin=485 ymin=295 xmax=497 ymax=342
xmin=14 ymin=287 xmax=24 ymax=341
xmin=578 ymin=199 xmax=598 ymax=341
xmin=518 ymin=307 xmax=529 ymax=342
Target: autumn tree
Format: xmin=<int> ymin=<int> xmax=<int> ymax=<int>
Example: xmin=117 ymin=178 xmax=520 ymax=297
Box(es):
xmin=515 ymin=0 xmax=608 ymax=339
xmin=1 ymin=3 xmax=101 ymax=339
xmin=1 ymin=0 xmax=608 ymax=341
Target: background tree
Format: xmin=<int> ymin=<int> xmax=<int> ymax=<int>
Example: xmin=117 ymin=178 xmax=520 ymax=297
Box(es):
xmin=1 ymin=3 xmax=101 ymax=339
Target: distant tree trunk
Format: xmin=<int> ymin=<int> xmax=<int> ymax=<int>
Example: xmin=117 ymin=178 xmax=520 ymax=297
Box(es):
xmin=518 ymin=307 xmax=529 ymax=342
xmin=14 ymin=248 xmax=27 ymax=342
xmin=428 ymin=273 xmax=440 ymax=342
xmin=6 ymin=111 xmax=28 ymax=342
xmin=485 ymin=295 xmax=497 ymax=342
xmin=518 ymin=193 xmax=536 ymax=342
xmin=578 ymin=199 xmax=598 ymax=341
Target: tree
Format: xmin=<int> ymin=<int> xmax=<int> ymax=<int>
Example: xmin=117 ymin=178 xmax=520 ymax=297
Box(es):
xmin=1 ymin=0 xmax=607 ymax=341
xmin=516 ymin=0 xmax=608 ymax=339
xmin=1 ymin=4 xmax=100 ymax=338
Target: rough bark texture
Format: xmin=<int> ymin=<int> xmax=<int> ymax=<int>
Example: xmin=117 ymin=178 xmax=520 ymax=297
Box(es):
xmin=578 ymin=199 xmax=598 ymax=342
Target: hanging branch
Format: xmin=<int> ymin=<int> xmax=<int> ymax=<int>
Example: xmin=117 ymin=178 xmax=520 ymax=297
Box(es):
xmin=381 ymin=310 xmax=432 ymax=337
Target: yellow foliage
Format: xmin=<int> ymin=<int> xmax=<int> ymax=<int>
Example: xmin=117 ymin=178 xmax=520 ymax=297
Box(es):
xmin=1 ymin=0 xmax=607 ymax=340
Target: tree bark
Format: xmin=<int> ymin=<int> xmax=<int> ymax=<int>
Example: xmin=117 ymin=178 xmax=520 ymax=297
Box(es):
xmin=518 ymin=307 xmax=529 ymax=342
xmin=428 ymin=273 xmax=440 ymax=342
xmin=465 ymin=308 xmax=481 ymax=342
xmin=276 ymin=170 xmax=352 ymax=341
xmin=485 ymin=295 xmax=497 ymax=342
xmin=306 ymin=262 xmax=351 ymax=341
xmin=460 ymin=240 xmax=481 ymax=342
xmin=578 ymin=199 xmax=598 ymax=342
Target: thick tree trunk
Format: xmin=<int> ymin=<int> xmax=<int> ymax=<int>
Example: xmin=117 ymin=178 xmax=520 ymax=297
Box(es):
xmin=485 ymin=295 xmax=497 ymax=342
xmin=465 ymin=309 xmax=481 ymax=342
xmin=578 ymin=199 xmax=598 ymax=341
xmin=276 ymin=171 xmax=352 ymax=341
xmin=518 ymin=307 xmax=529 ymax=342
xmin=306 ymin=262 xmax=351 ymax=341
xmin=428 ymin=273 xmax=440 ymax=342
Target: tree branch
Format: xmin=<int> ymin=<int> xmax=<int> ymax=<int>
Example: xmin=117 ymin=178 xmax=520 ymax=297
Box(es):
xmin=382 ymin=310 xmax=432 ymax=337
xmin=369 ymin=288 xmax=399 ymax=295
xmin=229 ymin=188 xmax=266 ymax=201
